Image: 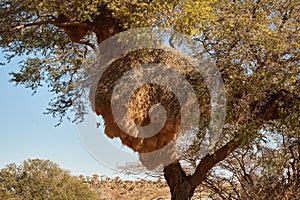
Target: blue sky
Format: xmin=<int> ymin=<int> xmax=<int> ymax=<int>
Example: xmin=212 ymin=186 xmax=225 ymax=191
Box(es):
xmin=0 ymin=53 xmax=139 ymax=179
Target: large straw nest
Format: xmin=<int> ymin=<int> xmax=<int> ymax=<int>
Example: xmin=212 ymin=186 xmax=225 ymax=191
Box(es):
xmin=92 ymin=49 xmax=210 ymax=153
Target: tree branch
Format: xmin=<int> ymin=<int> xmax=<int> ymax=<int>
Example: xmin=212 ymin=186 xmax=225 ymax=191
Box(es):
xmin=189 ymin=135 xmax=243 ymax=188
xmin=0 ymin=20 xmax=89 ymax=34
xmin=0 ymin=19 xmax=97 ymax=50
xmin=0 ymin=20 xmax=52 ymax=33
xmin=76 ymin=41 xmax=96 ymax=51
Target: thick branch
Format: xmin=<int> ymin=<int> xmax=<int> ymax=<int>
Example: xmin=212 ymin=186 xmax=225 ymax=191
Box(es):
xmin=189 ymin=135 xmax=243 ymax=188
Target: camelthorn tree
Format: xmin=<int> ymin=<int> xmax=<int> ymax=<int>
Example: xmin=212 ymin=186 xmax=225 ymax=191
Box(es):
xmin=1 ymin=1 xmax=299 ymax=199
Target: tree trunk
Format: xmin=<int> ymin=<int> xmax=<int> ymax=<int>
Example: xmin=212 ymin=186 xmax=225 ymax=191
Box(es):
xmin=163 ymin=136 xmax=244 ymax=199
xmin=164 ymin=161 xmax=195 ymax=200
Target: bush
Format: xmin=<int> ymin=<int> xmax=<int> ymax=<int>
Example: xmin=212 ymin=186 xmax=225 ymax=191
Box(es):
xmin=0 ymin=159 xmax=98 ymax=200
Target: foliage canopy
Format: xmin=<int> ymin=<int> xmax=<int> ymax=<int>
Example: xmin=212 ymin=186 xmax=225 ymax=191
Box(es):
xmin=1 ymin=0 xmax=299 ymax=199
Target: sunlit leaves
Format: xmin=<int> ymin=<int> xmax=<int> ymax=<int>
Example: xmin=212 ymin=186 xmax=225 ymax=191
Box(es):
xmin=0 ymin=0 xmax=299 ymax=128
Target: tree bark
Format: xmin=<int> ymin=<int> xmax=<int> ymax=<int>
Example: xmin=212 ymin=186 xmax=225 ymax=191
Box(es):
xmin=164 ymin=135 xmax=244 ymax=199
xmin=164 ymin=161 xmax=195 ymax=200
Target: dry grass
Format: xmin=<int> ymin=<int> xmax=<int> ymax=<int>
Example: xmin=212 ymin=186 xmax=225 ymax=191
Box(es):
xmin=83 ymin=176 xmax=206 ymax=200
xmin=90 ymin=178 xmax=171 ymax=200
